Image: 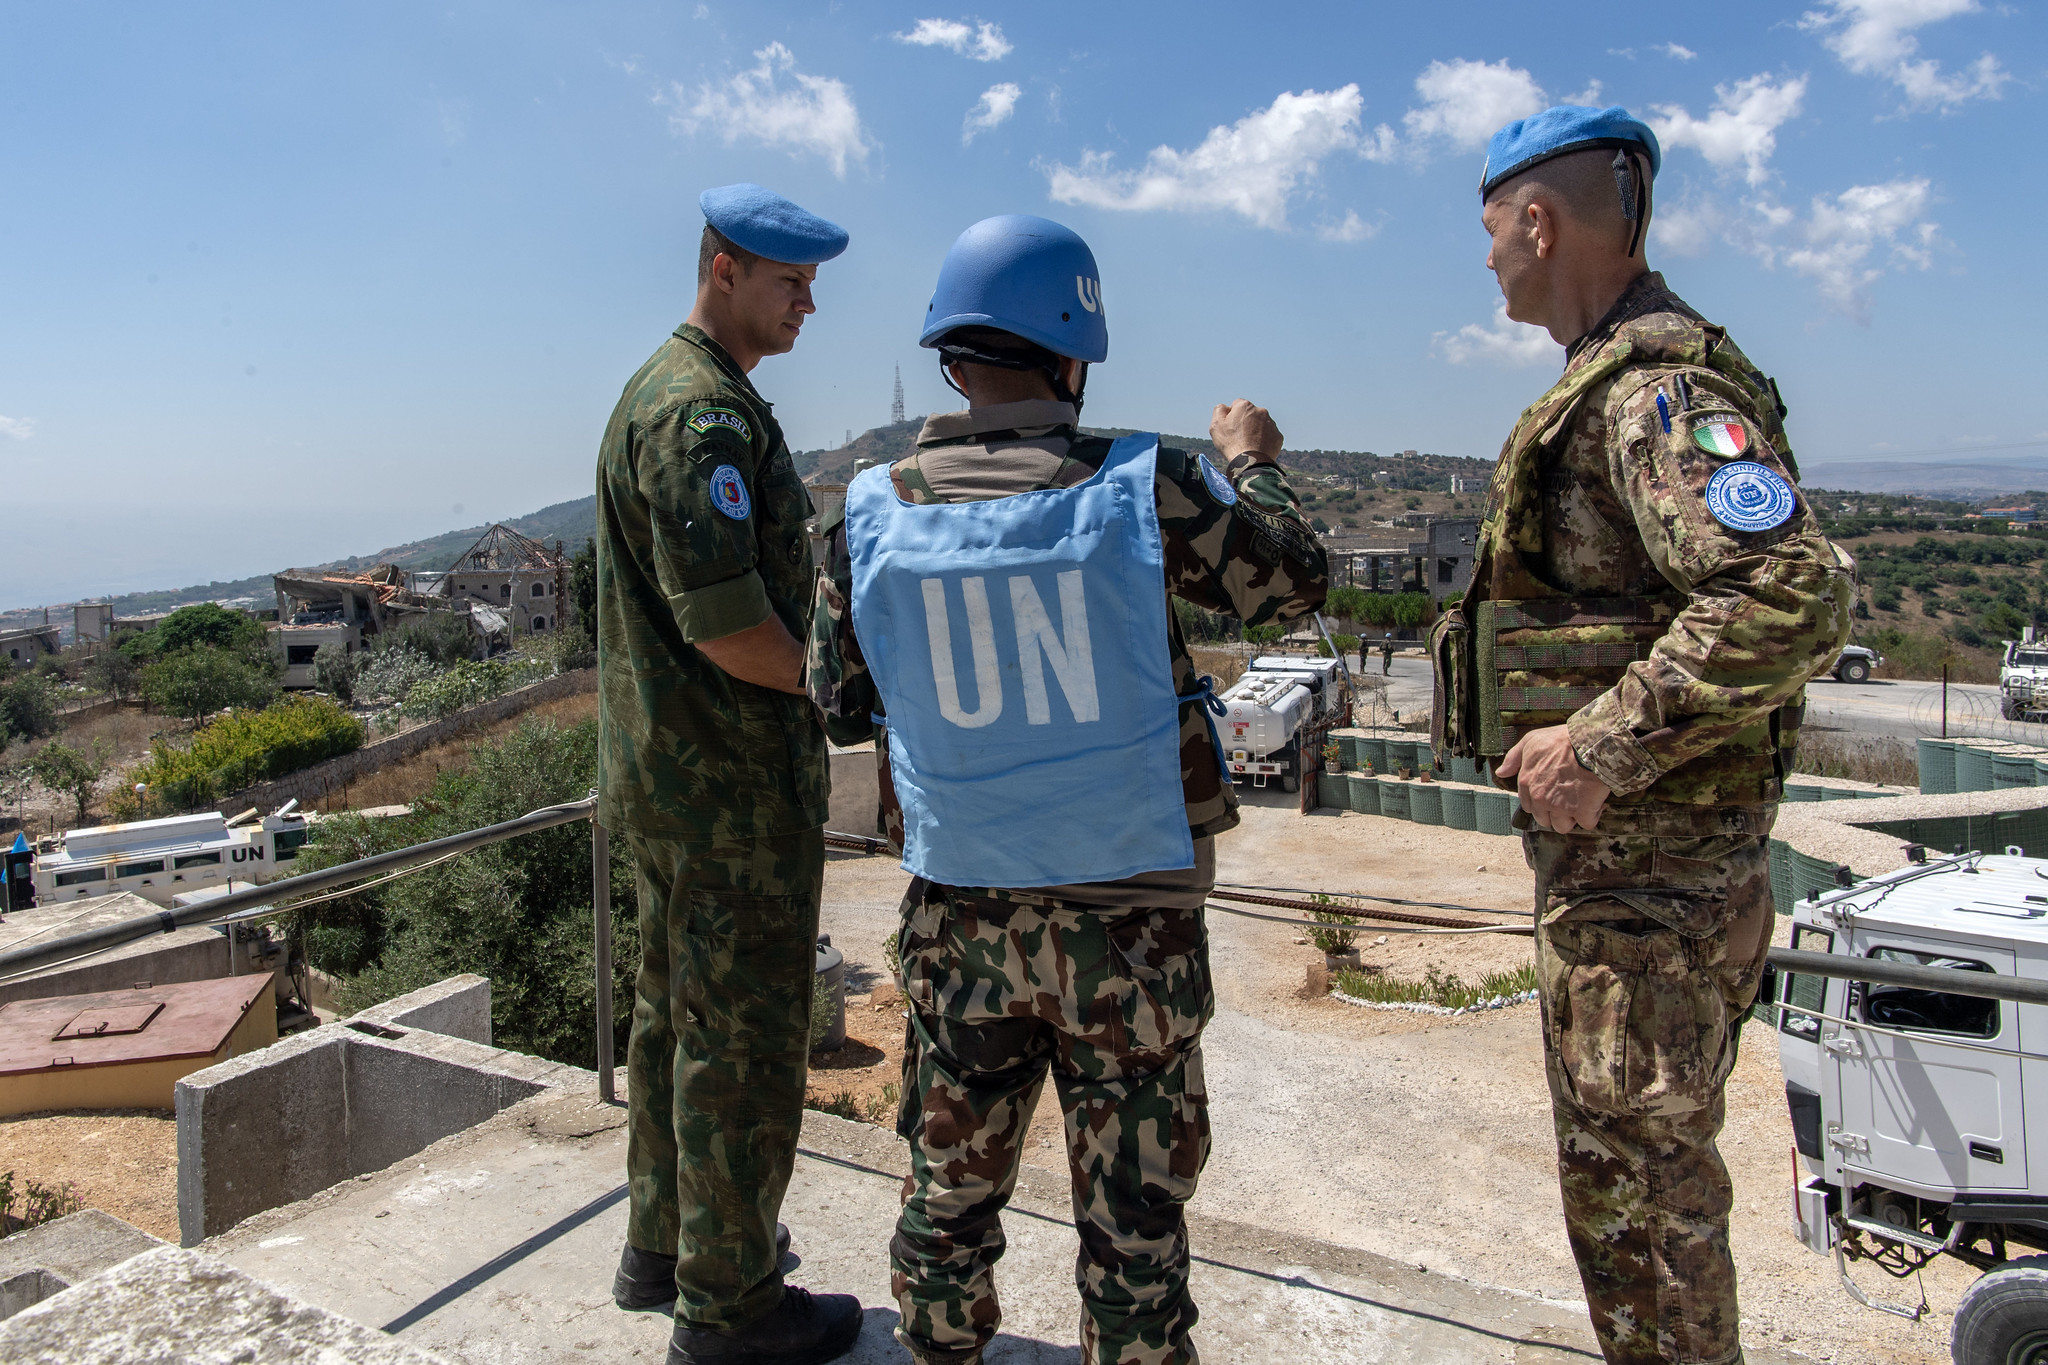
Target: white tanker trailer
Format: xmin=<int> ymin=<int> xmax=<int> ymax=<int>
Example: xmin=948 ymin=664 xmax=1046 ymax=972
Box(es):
xmin=1219 ymin=653 xmax=1350 ymax=793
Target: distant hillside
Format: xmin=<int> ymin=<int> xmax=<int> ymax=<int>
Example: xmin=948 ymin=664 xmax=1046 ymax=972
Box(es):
xmin=791 ymin=420 xmax=1494 ymax=490
xmin=1799 ymin=451 xmax=2048 ymax=499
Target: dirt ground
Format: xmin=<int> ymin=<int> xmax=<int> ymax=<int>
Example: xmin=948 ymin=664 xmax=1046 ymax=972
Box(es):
xmin=811 ymin=790 xmax=1967 ymax=1365
xmin=311 ymin=690 xmax=598 ymax=812
xmin=3 ymin=706 xmax=182 ymax=838
xmin=0 ymin=1108 xmax=179 ymax=1242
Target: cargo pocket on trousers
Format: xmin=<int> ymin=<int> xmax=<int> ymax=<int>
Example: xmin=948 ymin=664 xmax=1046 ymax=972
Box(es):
xmin=677 ymin=888 xmax=816 ymax=1115
xmin=1107 ymin=913 xmax=1214 ymax=1055
xmin=1541 ymin=914 xmax=1729 ymax=1119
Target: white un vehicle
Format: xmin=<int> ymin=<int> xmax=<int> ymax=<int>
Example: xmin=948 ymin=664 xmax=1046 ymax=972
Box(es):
xmin=2002 ymin=629 xmax=2048 ymax=723
xmin=1218 ymin=653 xmax=1350 ymax=793
xmin=1771 ymin=847 xmax=2048 ymax=1362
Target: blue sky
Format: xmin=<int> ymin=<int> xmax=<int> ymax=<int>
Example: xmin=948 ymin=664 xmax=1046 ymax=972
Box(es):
xmin=1 ymin=0 xmax=2038 ymax=608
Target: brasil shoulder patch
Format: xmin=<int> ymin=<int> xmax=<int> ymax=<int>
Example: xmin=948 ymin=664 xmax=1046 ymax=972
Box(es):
xmin=1197 ymin=454 xmax=1238 ymax=506
xmin=708 ymin=464 xmax=751 ymax=521
xmin=1691 ymin=414 xmax=1749 ymax=457
xmin=1704 ymin=460 xmax=1795 ymax=533
xmin=687 ymin=407 xmax=751 ymax=442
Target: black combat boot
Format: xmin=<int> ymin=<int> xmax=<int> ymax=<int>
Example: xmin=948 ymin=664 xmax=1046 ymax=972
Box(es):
xmin=615 ymin=1225 xmax=793 ymax=1311
xmin=666 ymin=1284 xmax=863 ymax=1365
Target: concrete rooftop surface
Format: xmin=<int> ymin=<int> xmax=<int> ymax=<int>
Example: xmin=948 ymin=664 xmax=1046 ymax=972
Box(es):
xmin=198 ymin=1087 xmax=1629 ymax=1365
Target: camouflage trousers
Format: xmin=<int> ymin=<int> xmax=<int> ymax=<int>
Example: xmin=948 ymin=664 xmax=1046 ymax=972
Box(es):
xmin=1527 ymin=829 xmax=1775 ymax=1365
xmin=622 ymin=828 xmax=824 ymax=1329
xmin=891 ymin=881 xmax=1214 ymax=1365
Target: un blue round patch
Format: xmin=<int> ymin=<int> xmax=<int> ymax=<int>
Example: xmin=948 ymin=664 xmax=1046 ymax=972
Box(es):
xmin=1198 ymin=455 xmax=1237 ymax=507
xmin=708 ymin=465 xmax=751 ymax=521
xmin=1704 ymin=461 xmax=1795 ymax=533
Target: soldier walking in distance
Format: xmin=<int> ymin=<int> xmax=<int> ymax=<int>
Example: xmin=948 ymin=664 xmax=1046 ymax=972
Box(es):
xmin=1379 ymin=632 xmax=1395 ymax=675
xmin=1432 ymin=108 xmax=1854 ymax=1364
xmin=808 ymin=215 xmax=1326 ymax=1365
xmin=597 ymin=183 xmax=862 ymax=1365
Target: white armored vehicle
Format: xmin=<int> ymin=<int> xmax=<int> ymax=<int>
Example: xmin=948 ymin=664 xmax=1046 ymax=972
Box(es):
xmin=1772 ymin=848 xmax=2048 ymax=1361
xmin=1219 ymin=653 xmax=1350 ymax=793
xmin=2001 ymin=629 xmax=2048 ymax=722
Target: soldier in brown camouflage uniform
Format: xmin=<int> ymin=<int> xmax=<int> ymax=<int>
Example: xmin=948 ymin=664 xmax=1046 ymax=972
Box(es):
xmin=597 ymin=184 xmax=861 ymax=1365
xmin=808 ymin=218 xmax=1327 ymax=1365
xmin=1432 ymin=109 xmax=1855 ymax=1363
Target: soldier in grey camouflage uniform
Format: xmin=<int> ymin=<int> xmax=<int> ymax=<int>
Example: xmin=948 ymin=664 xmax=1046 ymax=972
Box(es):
xmin=1432 ymin=109 xmax=1854 ymax=1363
xmin=598 ymin=184 xmax=861 ymax=1365
xmin=808 ymin=217 xmax=1327 ymax=1365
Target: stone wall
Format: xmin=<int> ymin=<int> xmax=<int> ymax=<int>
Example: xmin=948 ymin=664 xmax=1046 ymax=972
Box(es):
xmin=214 ymin=668 xmax=596 ymax=816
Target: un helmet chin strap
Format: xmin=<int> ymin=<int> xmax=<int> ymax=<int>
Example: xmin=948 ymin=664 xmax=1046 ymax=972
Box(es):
xmin=1611 ymin=148 xmax=1649 ymax=260
xmin=936 ymin=340 xmax=1089 ymax=415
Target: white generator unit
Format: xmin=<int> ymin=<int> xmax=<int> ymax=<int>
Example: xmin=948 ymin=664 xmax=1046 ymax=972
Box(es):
xmin=30 ymin=804 xmax=313 ymax=907
xmin=1770 ymin=849 xmax=2048 ymax=1362
xmin=2001 ymin=629 xmax=2048 ymax=722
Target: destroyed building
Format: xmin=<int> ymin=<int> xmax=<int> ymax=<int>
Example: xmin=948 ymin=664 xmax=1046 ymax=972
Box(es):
xmin=271 ymin=564 xmax=475 ymax=688
xmin=409 ymin=525 xmax=568 ymax=640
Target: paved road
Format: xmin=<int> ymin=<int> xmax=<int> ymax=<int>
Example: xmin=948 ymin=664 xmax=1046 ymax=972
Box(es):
xmin=1350 ymin=651 xmax=2048 ymax=746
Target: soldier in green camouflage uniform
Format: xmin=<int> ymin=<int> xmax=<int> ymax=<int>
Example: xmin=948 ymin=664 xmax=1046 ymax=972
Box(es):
xmin=809 ymin=223 xmax=1326 ymax=1365
xmin=1433 ymin=110 xmax=1854 ymax=1363
xmin=598 ymin=185 xmax=860 ymax=1364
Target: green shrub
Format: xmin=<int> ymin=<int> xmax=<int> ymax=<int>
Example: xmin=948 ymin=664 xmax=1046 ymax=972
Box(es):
xmin=1316 ymin=633 xmax=1361 ymax=659
xmin=291 ymin=717 xmax=637 ymax=1068
xmin=311 ymin=643 xmax=356 ymax=702
xmin=114 ymin=695 xmax=363 ymax=815
xmin=143 ymin=645 xmax=277 ymax=723
xmin=0 ymin=671 xmax=60 ymax=743
xmin=1306 ymin=895 xmax=1358 ymax=955
xmin=1332 ymin=963 xmax=1537 ymax=1010
xmin=355 ymin=646 xmax=442 ymax=704
xmin=29 ymin=738 xmax=113 ymax=823
xmin=385 ymin=613 xmax=479 ymax=668
xmin=401 ymin=658 xmax=550 ymax=722
xmin=0 ymin=1172 xmax=82 ymax=1238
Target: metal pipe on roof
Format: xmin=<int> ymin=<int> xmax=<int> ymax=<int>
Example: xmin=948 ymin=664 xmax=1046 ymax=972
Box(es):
xmin=1768 ymin=946 xmax=2048 ymax=1008
xmin=0 ymin=797 xmax=597 ymax=983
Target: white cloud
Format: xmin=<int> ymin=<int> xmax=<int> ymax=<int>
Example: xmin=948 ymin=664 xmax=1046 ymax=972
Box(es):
xmin=1316 ymin=210 xmax=1377 ymax=243
xmin=1650 ymin=74 xmax=1806 ymax=187
xmin=1662 ymin=42 xmax=1699 ymax=61
xmin=962 ymin=82 xmax=1020 ymax=144
xmin=1800 ymin=0 xmax=2007 ymax=108
xmin=1775 ymin=178 xmax=1939 ymax=319
xmin=896 ymin=18 xmax=1011 ymax=62
xmin=1403 ymin=59 xmax=1547 ymax=151
xmin=671 ymin=43 xmax=872 ymax=178
xmin=1564 ymin=80 xmax=1604 ymax=106
xmin=1044 ymin=86 xmax=1363 ymax=230
xmin=0 ymin=415 xmax=35 ymax=440
xmin=1648 ymin=200 xmax=1717 ymax=257
xmin=1436 ymin=300 xmax=1563 ymax=367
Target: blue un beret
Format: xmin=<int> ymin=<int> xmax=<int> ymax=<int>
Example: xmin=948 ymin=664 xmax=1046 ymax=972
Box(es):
xmin=1480 ymin=105 xmax=1662 ymax=198
xmin=699 ymin=183 xmax=849 ymax=266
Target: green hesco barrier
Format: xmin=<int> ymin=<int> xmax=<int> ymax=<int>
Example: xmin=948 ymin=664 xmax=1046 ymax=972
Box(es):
xmin=1347 ymin=773 xmax=1381 ymax=815
xmin=1918 ymin=739 xmax=1957 ymax=795
xmin=1440 ymin=786 xmax=1477 ymax=830
xmin=1785 ymin=782 xmax=1824 ymax=802
xmin=1415 ymin=741 xmax=1436 ymax=774
xmin=1376 ymin=778 xmax=1412 ymax=820
xmin=1956 ymin=743 xmax=1998 ymax=793
xmin=1317 ymin=772 xmax=1348 ymax=810
xmin=1354 ymin=737 xmax=1387 ymax=773
xmin=1381 ymin=740 xmax=1416 ymax=774
xmin=2037 ymin=758 xmax=2048 ymax=788
xmin=1851 ymin=808 xmax=2048 ymax=858
xmin=1409 ymin=782 xmax=1445 ymax=826
xmin=1994 ymin=752 xmax=2042 ymax=788
xmin=1475 ymin=788 xmax=1517 ymax=836
xmin=1447 ymin=755 xmax=1483 ymax=785
xmin=1768 ymin=842 xmax=1857 ymax=915
xmin=1767 ymin=839 xmax=1795 ymax=916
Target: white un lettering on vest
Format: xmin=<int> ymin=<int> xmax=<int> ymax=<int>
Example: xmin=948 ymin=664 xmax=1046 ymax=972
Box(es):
xmin=920 ymin=570 xmax=1099 ymax=729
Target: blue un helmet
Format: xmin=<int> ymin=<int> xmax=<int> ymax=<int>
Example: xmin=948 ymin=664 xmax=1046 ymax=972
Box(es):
xmin=920 ymin=215 xmax=1107 ymax=410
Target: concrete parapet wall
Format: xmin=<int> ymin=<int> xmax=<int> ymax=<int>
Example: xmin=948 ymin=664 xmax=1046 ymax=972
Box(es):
xmin=352 ymin=974 xmax=490 ymax=1045
xmin=214 ymin=667 xmax=596 ymax=817
xmin=175 ymin=980 xmax=585 ymax=1245
xmin=0 ymin=1210 xmax=165 ymax=1322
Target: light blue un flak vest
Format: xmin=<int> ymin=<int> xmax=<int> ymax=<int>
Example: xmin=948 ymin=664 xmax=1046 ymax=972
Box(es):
xmin=844 ymin=433 xmax=1194 ymax=888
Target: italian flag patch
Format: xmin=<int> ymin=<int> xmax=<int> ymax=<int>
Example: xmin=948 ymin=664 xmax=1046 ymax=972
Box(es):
xmin=1692 ymin=417 xmax=1749 ymax=457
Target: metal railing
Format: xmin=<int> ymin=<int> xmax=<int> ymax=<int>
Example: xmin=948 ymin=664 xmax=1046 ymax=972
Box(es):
xmin=9 ymin=796 xmax=2048 ymax=1103
xmin=0 ymin=792 xmax=620 ymax=1103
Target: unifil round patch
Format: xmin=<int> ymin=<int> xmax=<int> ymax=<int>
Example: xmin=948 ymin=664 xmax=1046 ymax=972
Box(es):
xmin=1198 ymin=454 xmax=1237 ymax=506
xmin=1704 ymin=461 xmax=1796 ymax=532
xmin=709 ymin=465 xmax=751 ymax=521
xmin=1691 ymin=415 xmax=1750 ymax=457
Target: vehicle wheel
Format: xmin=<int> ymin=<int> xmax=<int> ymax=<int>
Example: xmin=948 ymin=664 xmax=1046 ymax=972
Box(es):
xmin=1281 ymin=774 xmax=1300 ymax=793
xmin=1841 ymin=659 xmax=1870 ymax=683
xmin=1952 ymin=1256 xmax=2048 ymax=1365
xmin=2006 ymin=698 xmax=2025 ymax=721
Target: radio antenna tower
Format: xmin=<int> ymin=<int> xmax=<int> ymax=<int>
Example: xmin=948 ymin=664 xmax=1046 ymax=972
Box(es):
xmin=891 ymin=365 xmax=905 ymax=425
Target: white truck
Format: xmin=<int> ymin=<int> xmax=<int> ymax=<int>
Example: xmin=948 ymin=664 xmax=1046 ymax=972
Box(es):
xmin=1769 ymin=848 xmax=2048 ymax=1361
xmin=2001 ymin=629 xmax=2048 ymax=722
xmin=1219 ymin=654 xmax=1349 ymax=793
